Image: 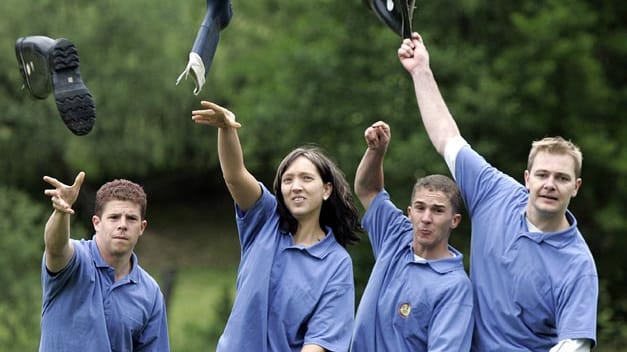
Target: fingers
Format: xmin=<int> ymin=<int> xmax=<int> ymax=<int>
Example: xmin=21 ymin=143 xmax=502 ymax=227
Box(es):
xmin=50 ymin=195 xmax=75 ymax=214
xmin=199 ymin=100 xmax=236 ymax=118
xmin=43 ymin=172 xmax=84 ymax=214
xmin=371 ymin=121 xmax=391 ymax=139
xmin=194 ymin=100 xmax=225 ymax=117
xmin=229 ymin=120 xmax=242 ymax=128
xmin=398 ymin=32 xmax=425 ymax=58
xmin=191 ymin=113 xmax=242 ymax=128
xmin=398 ymin=41 xmax=414 ymax=58
xmin=43 ymin=175 xmax=62 ymax=188
xmin=411 ymin=32 xmax=422 ymax=43
xmin=73 ymin=171 xmax=85 ymax=189
xmin=191 ymin=108 xmax=215 ymax=116
xmin=364 ymin=121 xmax=391 ymax=148
xmin=44 ymin=185 xmax=75 ymax=214
xmin=193 ymin=101 xmax=241 ymax=129
xmin=200 ymin=100 xmax=223 ymax=110
xmin=371 ymin=121 xmax=390 ymax=131
xmin=44 ymin=172 xmax=85 ymax=186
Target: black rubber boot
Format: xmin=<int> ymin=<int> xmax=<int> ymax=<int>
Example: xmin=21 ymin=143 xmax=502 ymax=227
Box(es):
xmin=16 ymin=36 xmax=96 ymax=136
xmin=15 ymin=36 xmax=54 ymax=99
xmin=363 ymin=0 xmax=416 ymax=38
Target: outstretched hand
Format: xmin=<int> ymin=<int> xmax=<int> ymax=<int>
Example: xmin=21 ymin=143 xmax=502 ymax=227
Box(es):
xmin=398 ymin=32 xmax=430 ymax=74
xmin=43 ymin=171 xmax=85 ymax=215
xmin=364 ymin=120 xmax=391 ymax=151
xmin=192 ymin=100 xmax=241 ymax=129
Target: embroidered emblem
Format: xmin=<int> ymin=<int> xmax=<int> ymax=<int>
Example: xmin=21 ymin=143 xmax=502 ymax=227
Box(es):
xmin=399 ymin=303 xmax=411 ymax=317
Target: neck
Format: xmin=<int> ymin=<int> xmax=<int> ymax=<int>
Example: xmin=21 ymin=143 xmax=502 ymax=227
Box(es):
xmin=111 ymin=257 xmax=132 ymax=281
xmin=95 ymin=238 xmax=132 ymax=281
xmin=413 ymin=242 xmax=451 ymax=260
xmin=293 ymin=219 xmax=325 ymax=246
xmin=526 ymin=208 xmax=570 ymax=233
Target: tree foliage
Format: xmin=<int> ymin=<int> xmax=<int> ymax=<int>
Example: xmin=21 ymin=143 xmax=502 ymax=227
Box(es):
xmin=0 ymin=187 xmax=45 ymax=350
xmin=1 ymin=0 xmax=626 ymax=348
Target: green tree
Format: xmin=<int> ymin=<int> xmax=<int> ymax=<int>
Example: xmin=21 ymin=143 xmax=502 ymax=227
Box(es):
xmin=0 ymin=0 xmax=626 ymax=348
xmin=0 ymin=187 xmax=46 ymax=351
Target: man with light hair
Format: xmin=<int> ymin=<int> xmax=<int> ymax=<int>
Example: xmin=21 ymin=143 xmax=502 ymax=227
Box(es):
xmin=528 ymin=137 xmax=583 ymax=178
xmin=398 ymin=32 xmax=598 ymax=351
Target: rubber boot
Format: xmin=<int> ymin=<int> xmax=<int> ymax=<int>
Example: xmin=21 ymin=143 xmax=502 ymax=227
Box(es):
xmin=16 ymin=36 xmax=96 ymax=136
xmin=363 ymin=0 xmax=415 ymax=38
xmin=15 ymin=36 xmax=55 ymax=99
xmin=176 ymin=0 xmax=233 ymax=95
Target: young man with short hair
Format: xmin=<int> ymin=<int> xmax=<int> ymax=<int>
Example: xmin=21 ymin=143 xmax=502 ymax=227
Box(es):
xmin=40 ymin=172 xmax=169 ymax=351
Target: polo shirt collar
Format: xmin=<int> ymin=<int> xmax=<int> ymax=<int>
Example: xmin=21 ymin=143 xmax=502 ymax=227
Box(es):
xmin=89 ymin=235 xmax=140 ymax=283
xmin=407 ymin=241 xmax=464 ymax=274
xmin=520 ymin=210 xmax=579 ymax=249
xmin=283 ymin=226 xmax=338 ymax=260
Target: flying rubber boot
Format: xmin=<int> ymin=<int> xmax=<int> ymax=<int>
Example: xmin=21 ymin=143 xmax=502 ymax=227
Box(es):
xmin=16 ymin=36 xmax=96 ymax=136
xmin=176 ymin=0 xmax=233 ymax=95
xmin=363 ymin=0 xmax=416 ymax=38
xmin=15 ymin=35 xmax=54 ymax=99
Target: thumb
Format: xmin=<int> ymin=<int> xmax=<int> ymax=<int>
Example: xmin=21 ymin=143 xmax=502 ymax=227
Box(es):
xmin=73 ymin=171 xmax=86 ymax=189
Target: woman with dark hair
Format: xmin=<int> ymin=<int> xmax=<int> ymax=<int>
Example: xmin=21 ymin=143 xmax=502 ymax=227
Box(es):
xmin=192 ymin=101 xmax=363 ymax=352
xmin=273 ymin=147 xmax=361 ymax=248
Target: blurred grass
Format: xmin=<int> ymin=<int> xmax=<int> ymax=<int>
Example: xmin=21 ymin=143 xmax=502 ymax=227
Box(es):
xmin=136 ymin=193 xmax=239 ymax=350
xmin=167 ymin=267 xmax=236 ymax=351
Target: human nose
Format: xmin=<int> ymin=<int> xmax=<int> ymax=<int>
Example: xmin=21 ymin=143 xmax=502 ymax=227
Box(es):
xmin=543 ymin=176 xmax=557 ymax=190
xmin=420 ymin=210 xmax=432 ymax=223
xmin=117 ymin=216 xmax=128 ymax=229
xmin=290 ymin=179 xmax=303 ymax=191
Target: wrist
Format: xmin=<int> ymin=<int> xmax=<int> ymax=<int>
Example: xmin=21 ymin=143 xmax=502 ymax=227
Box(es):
xmin=411 ymin=65 xmax=433 ymax=78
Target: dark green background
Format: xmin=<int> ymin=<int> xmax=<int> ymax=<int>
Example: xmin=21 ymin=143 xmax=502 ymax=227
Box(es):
xmin=1 ymin=0 xmax=625 ymax=350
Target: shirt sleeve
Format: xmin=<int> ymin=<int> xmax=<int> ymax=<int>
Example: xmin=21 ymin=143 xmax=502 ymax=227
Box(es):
xmin=41 ymin=240 xmax=85 ymax=303
xmin=443 ymin=135 xmax=469 ymax=179
xmin=361 ymin=190 xmax=413 ymax=258
xmin=446 ymin=138 xmax=528 ymax=220
xmin=549 ymin=339 xmax=592 ymax=352
xmin=555 ymin=273 xmax=598 ymax=346
xmin=235 ymin=183 xmax=276 ymax=253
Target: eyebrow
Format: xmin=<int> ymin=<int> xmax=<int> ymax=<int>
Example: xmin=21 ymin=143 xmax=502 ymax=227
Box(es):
xmin=107 ymin=212 xmax=140 ymax=218
xmin=534 ymin=169 xmax=572 ymax=178
xmin=283 ymin=171 xmax=317 ymax=178
xmin=413 ymin=201 xmax=447 ymax=209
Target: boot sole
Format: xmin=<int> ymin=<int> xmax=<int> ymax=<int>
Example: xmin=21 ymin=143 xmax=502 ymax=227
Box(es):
xmin=50 ymin=39 xmax=95 ymax=136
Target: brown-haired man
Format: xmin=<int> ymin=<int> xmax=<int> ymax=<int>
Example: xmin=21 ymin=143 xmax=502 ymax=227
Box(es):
xmin=40 ymin=171 xmax=169 ymax=351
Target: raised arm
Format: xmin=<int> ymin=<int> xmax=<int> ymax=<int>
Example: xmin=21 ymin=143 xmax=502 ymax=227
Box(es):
xmin=398 ymin=33 xmax=461 ymax=156
xmin=192 ymin=101 xmax=261 ymax=210
xmin=354 ymin=121 xmax=390 ymax=210
xmin=42 ymin=171 xmax=84 ymax=273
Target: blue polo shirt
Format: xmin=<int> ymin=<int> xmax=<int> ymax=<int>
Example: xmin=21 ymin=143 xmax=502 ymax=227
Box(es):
xmin=351 ymin=190 xmax=473 ymax=351
xmin=453 ymin=145 xmax=598 ymax=351
xmin=216 ymin=183 xmax=355 ymax=352
xmin=39 ymin=236 xmax=169 ymax=352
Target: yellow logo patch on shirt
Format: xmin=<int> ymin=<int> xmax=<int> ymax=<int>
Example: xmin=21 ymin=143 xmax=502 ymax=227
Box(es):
xmin=399 ymin=303 xmax=411 ymax=317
